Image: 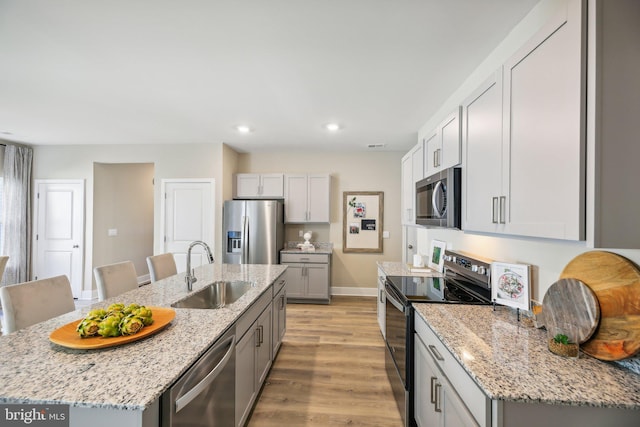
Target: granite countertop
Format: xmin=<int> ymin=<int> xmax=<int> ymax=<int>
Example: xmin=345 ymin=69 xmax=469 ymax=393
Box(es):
xmin=377 ymin=261 xmax=444 ymax=278
xmin=281 ymin=241 xmax=333 ymax=255
xmin=413 ymin=304 xmax=640 ymax=410
xmin=0 ymin=263 xmax=287 ymax=411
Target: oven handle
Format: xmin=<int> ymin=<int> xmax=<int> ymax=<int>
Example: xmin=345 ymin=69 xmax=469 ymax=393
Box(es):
xmin=385 ymin=283 xmax=405 ymax=312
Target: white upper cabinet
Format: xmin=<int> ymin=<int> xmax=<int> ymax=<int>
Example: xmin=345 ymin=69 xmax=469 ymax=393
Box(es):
xmin=423 ymin=108 xmax=462 ymax=177
xmin=462 ymin=70 xmax=504 ymax=234
xmin=502 ymin=0 xmax=584 ymax=240
xmin=284 ymin=174 xmax=330 ymax=223
xmin=234 ymin=173 xmax=284 ymax=199
xmin=463 ymin=0 xmax=585 ymax=240
xmin=401 ymin=144 xmax=423 ymax=225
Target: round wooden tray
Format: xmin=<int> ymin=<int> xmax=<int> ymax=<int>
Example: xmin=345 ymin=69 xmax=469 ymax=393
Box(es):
xmin=560 ymin=251 xmax=640 ymax=361
xmin=49 ymin=307 xmax=175 ymax=350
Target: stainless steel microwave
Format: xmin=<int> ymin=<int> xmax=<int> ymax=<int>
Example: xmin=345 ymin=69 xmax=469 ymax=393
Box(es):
xmin=415 ymin=167 xmax=461 ymax=228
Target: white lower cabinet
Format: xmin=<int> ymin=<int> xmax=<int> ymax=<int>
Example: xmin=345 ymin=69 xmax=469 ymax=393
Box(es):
xmin=414 ymin=312 xmax=490 ymax=427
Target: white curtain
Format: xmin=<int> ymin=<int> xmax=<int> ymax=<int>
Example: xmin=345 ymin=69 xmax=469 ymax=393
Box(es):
xmin=1 ymin=144 xmax=33 ymax=286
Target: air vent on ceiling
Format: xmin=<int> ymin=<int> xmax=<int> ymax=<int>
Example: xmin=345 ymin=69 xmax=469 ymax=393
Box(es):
xmin=367 ymin=144 xmax=386 ymax=149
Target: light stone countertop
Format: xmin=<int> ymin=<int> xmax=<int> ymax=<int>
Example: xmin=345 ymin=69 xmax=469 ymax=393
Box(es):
xmin=413 ymin=303 xmax=640 ymax=410
xmin=281 ymin=241 xmax=333 ymax=255
xmin=377 ymin=261 xmax=444 ymax=277
xmin=0 ymin=263 xmax=287 ymax=411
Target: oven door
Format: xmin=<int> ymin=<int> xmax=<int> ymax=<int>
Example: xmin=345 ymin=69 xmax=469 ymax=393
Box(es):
xmin=385 ymin=280 xmax=410 ymax=425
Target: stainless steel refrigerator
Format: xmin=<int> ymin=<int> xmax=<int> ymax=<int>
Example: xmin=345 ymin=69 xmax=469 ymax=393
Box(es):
xmin=222 ymin=199 xmax=284 ymax=264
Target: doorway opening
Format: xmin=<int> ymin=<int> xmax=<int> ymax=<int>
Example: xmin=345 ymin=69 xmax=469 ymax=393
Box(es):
xmin=93 ymin=163 xmax=154 ymax=285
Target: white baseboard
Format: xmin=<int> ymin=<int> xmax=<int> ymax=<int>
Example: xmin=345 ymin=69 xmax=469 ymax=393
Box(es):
xmin=331 ymin=286 xmax=377 ymax=297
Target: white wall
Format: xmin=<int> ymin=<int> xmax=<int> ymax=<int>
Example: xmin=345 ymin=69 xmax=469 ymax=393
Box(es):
xmin=32 ymin=143 xmax=222 ymax=298
xmin=412 ymin=0 xmax=640 ymax=302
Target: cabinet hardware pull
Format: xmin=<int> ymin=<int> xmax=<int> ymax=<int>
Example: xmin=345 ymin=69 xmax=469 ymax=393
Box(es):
xmin=499 ymin=196 xmax=506 ymax=224
xmin=430 ymin=377 xmax=437 ymax=404
xmin=380 ymin=289 xmax=384 ymax=303
xmin=428 ymin=344 xmax=445 ymax=361
xmin=434 ymin=383 xmax=442 ymax=412
xmin=433 ymin=150 xmax=438 ymax=168
xmin=256 ymin=325 xmax=264 ymax=347
xmin=492 ymin=197 xmax=499 ymax=224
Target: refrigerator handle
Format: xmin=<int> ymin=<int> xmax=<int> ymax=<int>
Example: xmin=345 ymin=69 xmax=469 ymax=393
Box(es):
xmin=241 ymin=215 xmax=249 ymax=264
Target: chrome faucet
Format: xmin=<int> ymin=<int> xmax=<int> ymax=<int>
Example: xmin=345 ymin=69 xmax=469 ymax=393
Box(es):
xmin=185 ymin=240 xmax=215 ymax=291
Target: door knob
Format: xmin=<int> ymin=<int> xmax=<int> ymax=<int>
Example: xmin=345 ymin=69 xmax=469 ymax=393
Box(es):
xmin=408 ymin=245 xmax=413 ymax=249
xmin=73 ymin=245 xmax=79 ymax=248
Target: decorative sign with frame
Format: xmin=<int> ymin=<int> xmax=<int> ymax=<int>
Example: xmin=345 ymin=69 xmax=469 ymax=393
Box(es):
xmin=491 ymin=262 xmax=531 ymax=311
xmin=428 ymin=239 xmax=447 ymax=272
xmin=343 ymin=191 xmax=383 ymax=253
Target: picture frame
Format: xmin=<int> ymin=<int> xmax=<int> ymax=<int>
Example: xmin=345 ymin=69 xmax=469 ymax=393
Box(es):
xmin=491 ymin=262 xmax=531 ymax=311
xmin=428 ymin=239 xmax=447 ymax=272
xmin=343 ymin=191 xmax=383 ymax=253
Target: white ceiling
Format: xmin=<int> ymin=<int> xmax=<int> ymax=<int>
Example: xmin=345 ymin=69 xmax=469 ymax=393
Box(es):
xmin=0 ymin=0 xmax=539 ymax=153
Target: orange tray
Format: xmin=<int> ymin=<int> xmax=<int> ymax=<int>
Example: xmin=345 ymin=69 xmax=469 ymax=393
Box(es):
xmin=49 ymin=307 xmax=175 ymax=349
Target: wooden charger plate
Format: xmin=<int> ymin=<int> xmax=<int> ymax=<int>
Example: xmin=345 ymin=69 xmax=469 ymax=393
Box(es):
xmin=560 ymin=251 xmax=640 ymax=361
xmin=49 ymin=307 xmax=175 ymax=350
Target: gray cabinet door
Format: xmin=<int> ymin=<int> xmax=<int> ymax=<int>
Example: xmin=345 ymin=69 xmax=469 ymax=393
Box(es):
xmin=235 ymin=328 xmax=257 ymax=427
xmin=272 ymin=285 xmax=287 ymax=356
xmin=306 ymin=263 xmax=329 ymax=300
xmin=283 ymin=264 xmax=305 ymax=298
xmin=256 ymin=305 xmax=273 ymax=386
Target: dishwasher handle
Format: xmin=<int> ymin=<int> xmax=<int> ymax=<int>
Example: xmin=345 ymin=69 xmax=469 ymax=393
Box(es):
xmin=175 ymin=334 xmax=236 ymax=413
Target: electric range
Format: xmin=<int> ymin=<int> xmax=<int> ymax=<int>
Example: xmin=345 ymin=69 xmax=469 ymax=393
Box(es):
xmin=384 ymin=250 xmax=492 ymax=426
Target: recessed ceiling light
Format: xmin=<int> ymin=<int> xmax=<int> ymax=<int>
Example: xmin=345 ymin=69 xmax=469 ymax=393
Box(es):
xmin=325 ymin=123 xmax=341 ymax=132
xmin=236 ymin=125 xmax=252 ymax=134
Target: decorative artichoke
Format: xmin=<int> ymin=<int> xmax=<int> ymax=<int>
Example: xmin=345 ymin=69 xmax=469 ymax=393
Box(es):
xmin=123 ymin=303 xmax=141 ymax=315
xmin=85 ymin=308 xmax=107 ymax=320
xmin=98 ymin=315 xmax=123 ymax=337
xmin=76 ymin=318 xmax=101 ymax=337
xmin=133 ymin=306 xmax=154 ymax=326
xmin=119 ymin=314 xmax=145 ymax=335
xmin=106 ymin=303 xmax=125 ymax=316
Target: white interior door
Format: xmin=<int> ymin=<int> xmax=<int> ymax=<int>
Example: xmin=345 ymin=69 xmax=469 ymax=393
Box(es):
xmin=33 ymin=180 xmax=85 ymax=298
xmin=162 ymin=179 xmax=215 ymax=273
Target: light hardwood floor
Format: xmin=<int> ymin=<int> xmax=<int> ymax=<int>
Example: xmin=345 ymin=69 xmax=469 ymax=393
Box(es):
xmin=247 ymin=296 xmax=403 ymax=426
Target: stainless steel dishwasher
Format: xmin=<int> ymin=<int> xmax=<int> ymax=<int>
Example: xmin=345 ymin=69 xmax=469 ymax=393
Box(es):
xmin=162 ymin=326 xmax=236 ymax=427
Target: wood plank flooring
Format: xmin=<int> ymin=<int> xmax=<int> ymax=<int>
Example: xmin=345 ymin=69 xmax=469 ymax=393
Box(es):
xmin=247 ymin=296 xmax=403 ymax=426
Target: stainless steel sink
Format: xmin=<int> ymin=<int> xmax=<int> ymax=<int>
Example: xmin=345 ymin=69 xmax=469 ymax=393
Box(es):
xmin=171 ymin=280 xmax=254 ymax=309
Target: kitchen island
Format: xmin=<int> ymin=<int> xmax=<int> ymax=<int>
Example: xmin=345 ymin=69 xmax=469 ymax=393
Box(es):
xmin=0 ymin=263 xmax=287 ymax=427
xmin=414 ymin=303 xmax=640 ymax=426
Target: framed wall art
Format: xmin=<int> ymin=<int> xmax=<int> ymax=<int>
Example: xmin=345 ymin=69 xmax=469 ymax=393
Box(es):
xmin=343 ymin=191 xmax=383 ymax=253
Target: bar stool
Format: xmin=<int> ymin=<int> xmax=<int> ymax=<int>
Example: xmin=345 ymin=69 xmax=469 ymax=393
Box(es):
xmin=146 ymin=253 xmax=177 ymax=282
xmin=93 ymin=261 xmax=139 ymax=301
xmin=0 ymin=275 xmax=75 ymax=334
